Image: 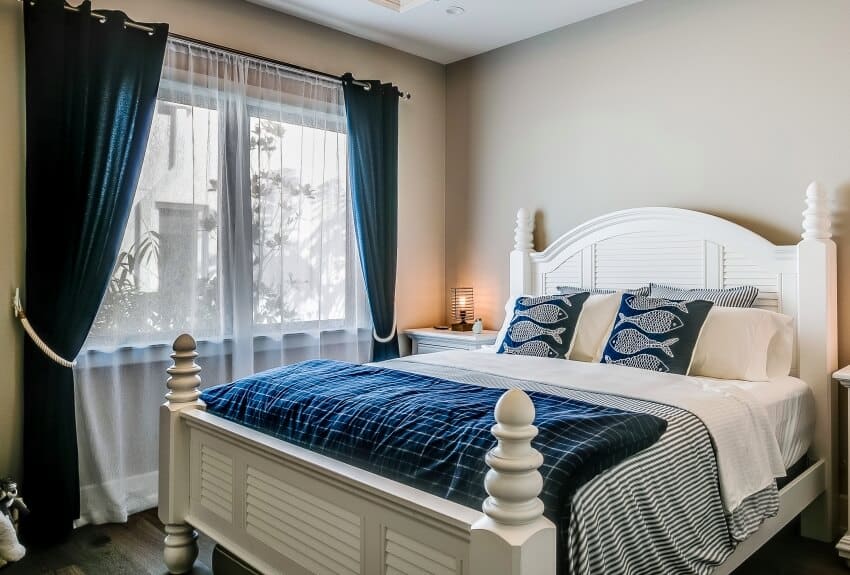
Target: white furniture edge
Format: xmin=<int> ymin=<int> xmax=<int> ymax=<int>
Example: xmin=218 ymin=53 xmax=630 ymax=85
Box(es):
xmin=159 ymin=182 xmax=836 ymax=574
xmin=404 ymin=328 xmax=499 ymax=341
xmin=832 ymin=367 xmax=850 ymax=566
xmin=405 ymin=328 xmax=498 ymax=355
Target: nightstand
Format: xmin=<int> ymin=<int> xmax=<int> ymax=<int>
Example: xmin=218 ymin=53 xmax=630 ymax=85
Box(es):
xmin=835 ymin=366 xmax=850 ymax=566
xmin=404 ymin=328 xmax=498 ymax=355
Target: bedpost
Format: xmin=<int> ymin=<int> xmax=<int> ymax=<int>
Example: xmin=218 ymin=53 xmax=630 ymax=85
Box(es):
xmin=159 ymin=334 xmax=203 ymax=574
xmin=510 ymin=208 xmax=535 ymax=297
xmin=470 ymin=389 xmax=556 ymax=575
xmin=797 ymin=182 xmax=838 ymax=543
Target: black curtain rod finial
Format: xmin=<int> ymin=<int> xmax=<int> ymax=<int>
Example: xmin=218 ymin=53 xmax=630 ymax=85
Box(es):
xmin=343 ymin=72 xmax=411 ymax=100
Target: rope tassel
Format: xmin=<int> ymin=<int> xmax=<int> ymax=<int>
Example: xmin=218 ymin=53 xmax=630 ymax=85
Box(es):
xmin=12 ymin=288 xmax=76 ymax=368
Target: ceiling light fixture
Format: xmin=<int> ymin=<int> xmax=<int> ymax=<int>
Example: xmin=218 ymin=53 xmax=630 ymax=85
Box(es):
xmin=369 ymin=0 xmax=431 ymax=13
xmin=445 ymin=5 xmax=465 ymax=16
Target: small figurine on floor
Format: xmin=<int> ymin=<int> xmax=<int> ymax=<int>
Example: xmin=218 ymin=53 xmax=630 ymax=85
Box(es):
xmin=0 ymin=479 xmax=26 ymax=568
xmin=0 ymin=479 xmax=29 ymax=532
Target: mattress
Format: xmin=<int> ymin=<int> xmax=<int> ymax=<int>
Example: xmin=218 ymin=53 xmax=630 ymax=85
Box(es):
xmin=390 ymin=351 xmax=823 ymax=574
xmin=721 ymin=375 xmax=815 ymax=469
xmin=385 ymin=351 xmax=789 ymax=575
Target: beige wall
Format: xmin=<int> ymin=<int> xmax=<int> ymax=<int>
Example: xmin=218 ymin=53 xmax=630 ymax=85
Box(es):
xmin=0 ymin=0 xmax=25 ymax=482
xmin=446 ymin=0 xmax=850 ymax=368
xmin=0 ymin=0 xmax=446 ymax=477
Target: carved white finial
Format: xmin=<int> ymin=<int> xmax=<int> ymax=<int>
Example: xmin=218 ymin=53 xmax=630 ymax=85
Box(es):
xmin=482 ymin=389 xmax=545 ymax=526
xmin=166 ymin=333 xmax=201 ymax=404
xmin=802 ymin=181 xmax=831 ymax=240
xmin=514 ymin=208 xmax=534 ymax=252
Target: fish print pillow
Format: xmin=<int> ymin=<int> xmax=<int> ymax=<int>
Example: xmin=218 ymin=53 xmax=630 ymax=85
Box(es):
xmin=498 ymin=292 xmax=590 ymax=359
xmin=601 ymin=294 xmax=714 ymax=375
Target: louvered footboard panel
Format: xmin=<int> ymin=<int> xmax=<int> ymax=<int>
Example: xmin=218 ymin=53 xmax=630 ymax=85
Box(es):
xmin=184 ymin=414 xmax=474 ymax=575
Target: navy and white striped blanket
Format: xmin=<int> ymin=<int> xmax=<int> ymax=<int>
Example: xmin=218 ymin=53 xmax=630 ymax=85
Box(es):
xmin=389 ymin=357 xmax=780 ymax=575
xmin=200 ymin=359 xmax=667 ymax=559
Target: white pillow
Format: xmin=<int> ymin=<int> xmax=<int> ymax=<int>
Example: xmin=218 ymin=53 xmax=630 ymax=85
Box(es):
xmin=688 ymin=308 xmax=794 ymax=381
xmin=569 ymin=293 xmax=620 ymax=362
xmin=489 ymin=293 xmax=621 ymax=362
xmin=488 ymin=294 xmax=523 ymax=353
xmin=766 ymin=315 xmax=795 ymax=378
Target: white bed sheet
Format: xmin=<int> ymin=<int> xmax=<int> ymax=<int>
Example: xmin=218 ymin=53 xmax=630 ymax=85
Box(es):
xmin=477 ymin=346 xmax=815 ymax=469
xmin=405 ymin=351 xmax=793 ymax=512
xmin=720 ymin=375 xmax=815 ymax=469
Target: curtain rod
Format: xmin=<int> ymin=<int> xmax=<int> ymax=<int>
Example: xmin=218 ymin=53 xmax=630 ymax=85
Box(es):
xmin=19 ymin=1 xmax=157 ymax=34
xmin=18 ymin=3 xmax=411 ymax=99
xmin=169 ymin=33 xmax=412 ymax=100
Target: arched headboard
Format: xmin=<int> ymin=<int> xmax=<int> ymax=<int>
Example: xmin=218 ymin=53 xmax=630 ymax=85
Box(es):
xmin=510 ymin=182 xmax=838 ymax=540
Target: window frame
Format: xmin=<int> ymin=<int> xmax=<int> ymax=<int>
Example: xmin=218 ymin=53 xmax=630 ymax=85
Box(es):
xmin=84 ymin=45 xmax=365 ymax=354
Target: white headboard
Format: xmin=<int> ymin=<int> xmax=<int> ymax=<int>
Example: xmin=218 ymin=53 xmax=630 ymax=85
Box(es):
xmin=510 ymin=182 xmax=838 ymax=539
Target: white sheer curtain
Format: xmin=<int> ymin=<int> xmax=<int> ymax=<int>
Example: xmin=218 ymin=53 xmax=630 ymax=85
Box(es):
xmin=74 ymin=38 xmax=371 ymax=526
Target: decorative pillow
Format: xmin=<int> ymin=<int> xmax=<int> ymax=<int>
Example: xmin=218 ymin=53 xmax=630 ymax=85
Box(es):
xmin=569 ymin=293 xmax=621 ymax=362
xmin=557 ymin=285 xmax=650 ymax=296
xmin=601 ymin=294 xmax=714 ymax=375
xmin=649 ymin=283 xmax=759 ymax=308
xmin=689 ymin=307 xmax=794 ymax=381
xmin=498 ymin=293 xmax=590 ymax=358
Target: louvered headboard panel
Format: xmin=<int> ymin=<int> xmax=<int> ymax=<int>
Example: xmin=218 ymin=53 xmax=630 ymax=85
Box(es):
xmin=521 ymin=210 xmax=797 ymax=317
xmin=538 ymin=230 xmax=792 ymax=315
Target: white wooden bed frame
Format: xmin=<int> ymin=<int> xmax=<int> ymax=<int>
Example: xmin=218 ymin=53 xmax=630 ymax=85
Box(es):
xmin=159 ymin=183 xmax=837 ymax=575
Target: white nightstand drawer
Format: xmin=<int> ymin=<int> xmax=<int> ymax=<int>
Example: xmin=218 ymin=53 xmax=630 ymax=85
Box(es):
xmin=404 ymin=328 xmax=498 ymax=356
xmin=415 ymin=343 xmax=455 ymax=355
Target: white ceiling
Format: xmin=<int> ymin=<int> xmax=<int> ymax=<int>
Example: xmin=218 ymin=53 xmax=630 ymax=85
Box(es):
xmin=244 ymin=0 xmax=644 ymax=64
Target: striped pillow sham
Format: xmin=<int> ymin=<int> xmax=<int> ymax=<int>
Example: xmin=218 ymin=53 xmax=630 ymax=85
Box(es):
xmin=648 ymin=283 xmax=759 ymax=308
xmin=557 ymin=285 xmax=650 ymax=296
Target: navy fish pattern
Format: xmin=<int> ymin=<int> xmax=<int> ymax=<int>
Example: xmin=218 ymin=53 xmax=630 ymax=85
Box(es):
xmin=502 ymin=340 xmax=558 ymax=358
xmin=610 ymin=329 xmax=679 ymax=358
xmin=514 ymin=304 xmax=568 ymax=324
xmin=498 ymin=292 xmax=590 ymax=359
xmin=614 ymin=310 xmax=683 ymax=334
xmin=626 ymin=295 xmax=690 ymax=315
xmin=519 ymin=294 xmax=573 ymax=308
xmin=508 ymin=320 xmax=567 ymax=345
xmin=602 ymin=294 xmax=713 ymax=375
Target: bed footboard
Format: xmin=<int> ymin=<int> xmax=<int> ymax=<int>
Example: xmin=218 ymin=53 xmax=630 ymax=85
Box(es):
xmin=158 ymin=334 xmax=556 ymax=575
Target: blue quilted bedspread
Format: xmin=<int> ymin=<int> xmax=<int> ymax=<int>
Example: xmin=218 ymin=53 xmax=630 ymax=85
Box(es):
xmin=200 ymin=360 xmax=667 ymax=528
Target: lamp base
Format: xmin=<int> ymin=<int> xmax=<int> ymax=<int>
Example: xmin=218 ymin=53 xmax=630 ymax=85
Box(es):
xmin=451 ymin=322 xmax=473 ymax=332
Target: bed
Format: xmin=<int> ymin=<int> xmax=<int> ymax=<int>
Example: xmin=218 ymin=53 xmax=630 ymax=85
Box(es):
xmin=158 ymin=182 xmax=837 ymax=575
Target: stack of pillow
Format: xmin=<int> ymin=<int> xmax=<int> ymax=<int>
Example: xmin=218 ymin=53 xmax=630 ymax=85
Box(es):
xmin=490 ymin=283 xmax=793 ymax=381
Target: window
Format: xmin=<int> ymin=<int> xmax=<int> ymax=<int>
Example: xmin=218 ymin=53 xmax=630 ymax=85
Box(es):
xmin=75 ymin=37 xmax=371 ymax=531
xmin=86 ymin=38 xmax=368 ymax=350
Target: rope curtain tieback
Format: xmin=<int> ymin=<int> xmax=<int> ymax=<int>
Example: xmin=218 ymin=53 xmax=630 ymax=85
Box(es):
xmin=373 ymin=317 xmax=397 ymax=344
xmin=12 ymin=289 xmax=77 ymax=368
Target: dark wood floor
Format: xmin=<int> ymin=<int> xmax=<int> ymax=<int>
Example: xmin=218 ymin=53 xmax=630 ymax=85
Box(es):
xmin=3 ymin=509 xmax=214 ymax=575
xmin=1 ymin=508 xmax=845 ymax=574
